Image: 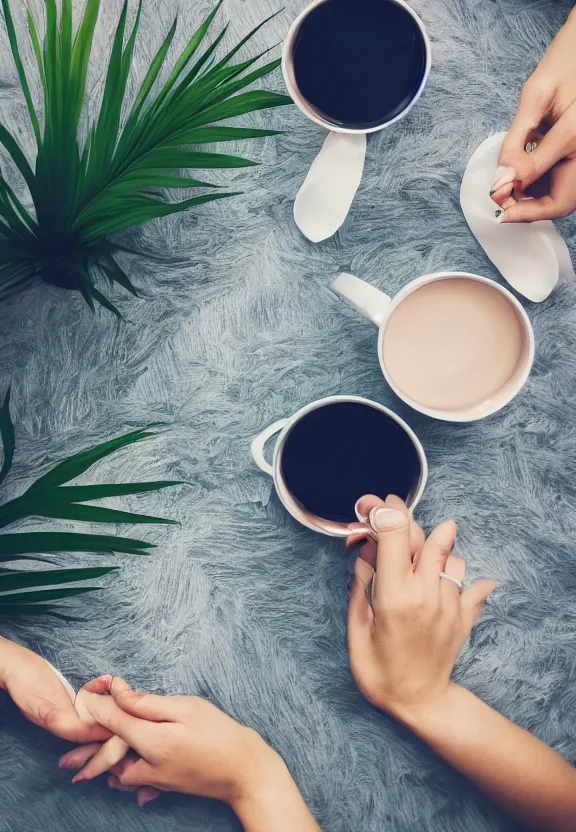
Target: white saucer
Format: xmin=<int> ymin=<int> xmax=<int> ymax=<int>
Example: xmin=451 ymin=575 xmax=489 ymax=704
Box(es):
xmin=460 ymin=132 xmax=574 ymax=302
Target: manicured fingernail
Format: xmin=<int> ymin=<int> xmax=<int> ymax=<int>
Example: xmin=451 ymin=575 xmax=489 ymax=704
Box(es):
xmin=490 ymin=165 xmax=515 ymax=194
xmin=354 ymin=499 xmax=368 ymax=522
xmin=71 ymin=774 xmax=86 ymax=784
xmin=495 ymin=208 xmax=505 ymax=223
xmin=138 ymin=789 xmax=158 ymax=807
xmin=525 ymin=140 xmax=537 ymax=153
xmin=59 ymin=757 xmax=74 ymax=770
xmin=369 ymin=507 xmax=406 ymax=531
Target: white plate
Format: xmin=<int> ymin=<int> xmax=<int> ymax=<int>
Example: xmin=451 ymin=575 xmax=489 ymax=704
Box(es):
xmin=460 ymin=132 xmax=574 ymax=302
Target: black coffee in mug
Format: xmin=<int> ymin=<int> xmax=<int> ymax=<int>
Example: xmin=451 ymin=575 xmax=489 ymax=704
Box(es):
xmin=281 ymin=401 xmax=422 ymax=523
xmin=291 ymin=0 xmax=427 ymax=130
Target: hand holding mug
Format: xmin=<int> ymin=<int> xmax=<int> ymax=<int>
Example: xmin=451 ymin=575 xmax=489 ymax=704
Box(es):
xmin=347 ymin=497 xmax=496 ymax=719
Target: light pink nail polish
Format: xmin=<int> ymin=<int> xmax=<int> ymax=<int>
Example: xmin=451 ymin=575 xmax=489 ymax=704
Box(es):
xmin=369 ymin=507 xmax=407 ymax=531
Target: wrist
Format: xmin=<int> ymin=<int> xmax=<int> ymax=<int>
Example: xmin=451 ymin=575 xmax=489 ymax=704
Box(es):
xmin=230 ymin=733 xmax=299 ymax=822
xmin=391 ymin=682 xmax=463 ymax=736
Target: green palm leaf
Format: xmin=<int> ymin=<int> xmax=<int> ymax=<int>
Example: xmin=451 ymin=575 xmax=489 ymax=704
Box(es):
xmin=0 ymin=532 xmax=155 ymax=556
xmin=0 ymin=587 xmax=99 ymax=605
xmin=0 ymin=392 xmax=182 ymax=615
xmin=0 ymin=388 xmax=14 ymax=485
xmin=0 ymin=0 xmax=291 ymax=313
xmin=28 ymin=427 xmax=155 ymax=491
xmin=0 ymin=565 xmax=117 ymax=592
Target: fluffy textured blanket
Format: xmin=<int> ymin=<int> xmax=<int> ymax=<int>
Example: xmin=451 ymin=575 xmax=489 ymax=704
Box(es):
xmin=1 ymin=0 xmax=575 ymax=830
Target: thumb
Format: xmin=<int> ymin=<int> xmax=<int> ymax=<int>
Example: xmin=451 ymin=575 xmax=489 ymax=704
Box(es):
xmin=460 ymin=578 xmax=497 ymax=635
xmin=110 ymin=677 xmax=189 ymax=723
xmin=500 ymin=196 xmax=560 ymax=223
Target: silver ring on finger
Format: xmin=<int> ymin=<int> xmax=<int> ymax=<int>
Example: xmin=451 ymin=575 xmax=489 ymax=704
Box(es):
xmin=439 ymin=571 xmax=463 ymax=591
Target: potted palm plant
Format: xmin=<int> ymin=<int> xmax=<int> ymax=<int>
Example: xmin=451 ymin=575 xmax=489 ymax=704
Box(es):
xmin=0 ymin=0 xmax=291 ymax=315
xmin=0 ymin=389 xmax=182 ymax=616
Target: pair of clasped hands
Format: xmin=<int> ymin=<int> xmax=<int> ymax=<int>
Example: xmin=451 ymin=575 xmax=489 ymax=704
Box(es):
xmin=4 ymin=495 xmax=576 ymax=831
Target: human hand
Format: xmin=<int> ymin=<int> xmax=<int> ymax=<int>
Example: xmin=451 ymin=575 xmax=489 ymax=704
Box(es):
xmin=65 ymin=677 xmax=282 ymax=805
xmin=62 ymin=678 xmax=322 ymax=831
xmin=491 ymin=9 xmax=576 ymax=222
xmin=59 ymin=679 xmax=160 ymax=807
xmin=0 ymin=636 xmax=111 ymax=743
xmin=347 ymin=496 xmax=496 ymax=721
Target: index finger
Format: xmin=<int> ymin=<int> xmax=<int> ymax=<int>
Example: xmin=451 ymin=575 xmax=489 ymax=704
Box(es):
xmin=518 ymin=103 xmax=576 ymax=190
xmin=500 ymin=78 xmax=551 ymax=162
xmin=83 ymin=693 xmax=149 ymax=757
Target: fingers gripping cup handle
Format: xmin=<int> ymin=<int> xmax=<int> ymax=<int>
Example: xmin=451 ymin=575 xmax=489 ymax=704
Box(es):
xmin=250 ymin=419 xmax=289 ymax=477
xmin=331 ymin=273 xmax=392 ymax=327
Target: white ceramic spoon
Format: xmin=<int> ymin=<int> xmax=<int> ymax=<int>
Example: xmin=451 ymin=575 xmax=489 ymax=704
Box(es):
xmin=294 ymin=132 xmax=367 ymax=243
xmin=460 ymin=132 xmax=574 ymax=302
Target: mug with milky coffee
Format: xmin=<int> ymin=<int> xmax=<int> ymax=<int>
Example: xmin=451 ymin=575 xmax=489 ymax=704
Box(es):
xmin=331 ymin=271 xmax=534 ymax=422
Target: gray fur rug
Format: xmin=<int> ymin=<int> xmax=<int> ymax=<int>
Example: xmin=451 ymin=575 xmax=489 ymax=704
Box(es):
xmin=1 ymin=0 xmax=576 ymax=830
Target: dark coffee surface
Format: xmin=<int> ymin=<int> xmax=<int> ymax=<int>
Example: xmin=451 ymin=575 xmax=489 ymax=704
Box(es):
xmin=281 ymin=402 xmax=421 ymax=523
xmin=292 ymin=0 xmax=426 ymax=129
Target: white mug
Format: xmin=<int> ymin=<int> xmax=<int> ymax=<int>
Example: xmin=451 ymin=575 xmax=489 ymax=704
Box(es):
xmin=250 ymin=394 xmax=428 ymax=537
xmin=282 ymin=0 xmax=431 ymax=243
xmin=331 ymin=271 xmax=535 ymax=422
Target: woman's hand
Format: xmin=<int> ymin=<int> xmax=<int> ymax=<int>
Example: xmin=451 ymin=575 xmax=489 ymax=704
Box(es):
xmin=63 ymin=678 xmax=322 ymax=831
xmin=491 ymin=8 xmax=576 ymax=222
xmin=347 ymin=497 xmax=576 ymax=832
xmin=347 ymin=496 xmax=495 ymax=720
xmin=0 ymin=636 xmax=111 ymax=743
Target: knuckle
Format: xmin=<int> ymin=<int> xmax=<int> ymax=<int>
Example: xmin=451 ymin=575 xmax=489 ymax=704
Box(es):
xmin=557 ymin=203 xmax=573 ymax=219
xmin=37 ymin=701 xmax=65 ymax=733
xmin=521 ymin=75 xmax=549 ymax=105
xmin=124 ymin=689 xmax=146 ymax=704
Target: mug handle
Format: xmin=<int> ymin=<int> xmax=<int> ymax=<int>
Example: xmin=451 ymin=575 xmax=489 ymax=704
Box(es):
xmin=331 ymin=273 xmax=392 ymax=327
xmin=294 ymin=133 xmax=367 ymax=243
xmin=250 ymin=419 xmax=289 ymax=477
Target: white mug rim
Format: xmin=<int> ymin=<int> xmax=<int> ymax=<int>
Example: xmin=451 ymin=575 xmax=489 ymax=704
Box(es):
xmin=377 ymin=271 xmax=536 ymax=422
xmin=271 ymin=394 xmax=428 ymax=536
xmin=281 ymin=0 xmax=432 ymax=135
